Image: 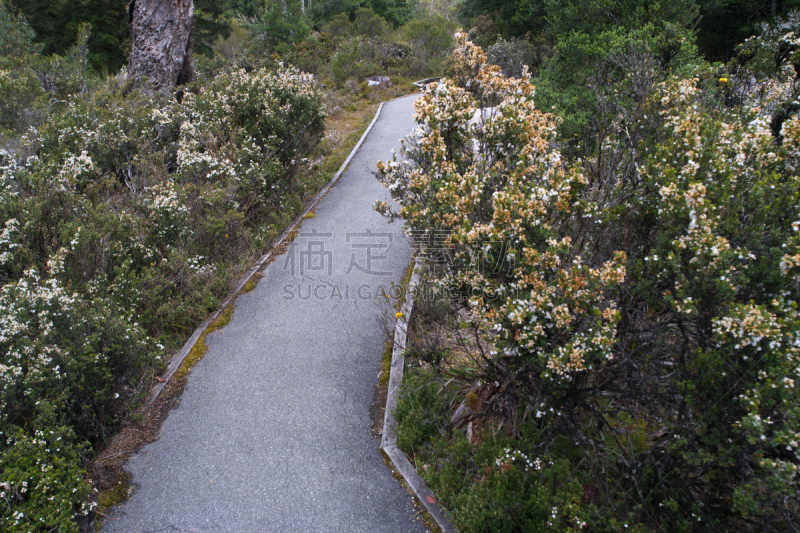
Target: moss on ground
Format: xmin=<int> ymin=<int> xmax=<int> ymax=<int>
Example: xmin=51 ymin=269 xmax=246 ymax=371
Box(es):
xmin=97 ymin=472 xmax=132 ymax=528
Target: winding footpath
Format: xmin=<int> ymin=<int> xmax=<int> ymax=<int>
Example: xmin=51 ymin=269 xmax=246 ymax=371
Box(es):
xmin=106 ymin=95 xmax=428 ymax=533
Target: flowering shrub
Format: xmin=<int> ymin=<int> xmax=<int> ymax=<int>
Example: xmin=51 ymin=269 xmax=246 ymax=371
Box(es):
xmin=378 ymin=31 xmax=626 ymax=408
xmin=180 ymin=66 xmax=324 ymax=214
xmin=382 ymin=34 xmax=800 ymax=531
xmin=627 ymin=77 xmax=800 ymax=529
xmin=0 ymin=266 xmax=155 ymax=531
xmin=1 ymin=403 xmax=90 ymax=533
xmin=0 ymin=66 xmax=324 ymax=530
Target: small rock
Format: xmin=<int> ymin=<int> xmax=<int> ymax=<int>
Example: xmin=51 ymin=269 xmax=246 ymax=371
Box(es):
xmin=366 ymin=75 xmax=392 ymax=88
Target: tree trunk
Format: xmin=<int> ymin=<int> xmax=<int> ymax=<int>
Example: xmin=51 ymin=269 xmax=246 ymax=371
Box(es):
xmin=128 ymin=0 xmax=196 ymax=90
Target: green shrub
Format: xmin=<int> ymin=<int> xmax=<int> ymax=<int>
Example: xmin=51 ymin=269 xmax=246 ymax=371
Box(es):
xmin=0 ymin=69 xmax=43 ymax=133
xmin=322 ymin=13 xmax=352 ymax=38
xmin=288 ymin=32 xmax=336 ymax=74
xmin=382 ymin=35 xmax=800 ymax=531
xmin=396 ymin=370 xmax=598 ymax=533
xmin=401 ymin=15 xmax=455 ymax=77
xmin=1 ymin=402 xmax=91 ymax=533
xmin=331 ymin=41 xmax=372 ymax=84
xmin=0 ymin=5 xmax=44 ymax=133
xmin=349 ymin=7 xmax=389 ymax=38
xmin=0 ymin=63 xmax=325 ymax=531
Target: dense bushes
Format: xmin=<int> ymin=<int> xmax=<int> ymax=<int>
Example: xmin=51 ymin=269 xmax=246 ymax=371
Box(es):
xmin=322 ymin=12 xmax=457 ymax=85
xmin=379 ymin=33 xmax=800 ymax=531
xmin=196 ymin=6 xmax=457 ymax=87
xmin=0 ymin=65 xmax=324 ymax=531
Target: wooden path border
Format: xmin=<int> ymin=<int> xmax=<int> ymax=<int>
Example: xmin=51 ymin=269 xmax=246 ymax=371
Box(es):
xmin=381 ymin=260 xmax=457 ymax=533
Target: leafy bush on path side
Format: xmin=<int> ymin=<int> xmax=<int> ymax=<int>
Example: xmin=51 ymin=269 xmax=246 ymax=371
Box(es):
xmin=0 ymin=65 xmax=324 ymax=532
xmin=379 ymin=33 xmax=800 ymax=531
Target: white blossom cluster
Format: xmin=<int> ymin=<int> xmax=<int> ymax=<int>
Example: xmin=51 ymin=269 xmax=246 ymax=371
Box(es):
xmin=177 ymin=65 xmax=323 ymax=191
xmin=495 ymin=447 xmax=544 ymax=472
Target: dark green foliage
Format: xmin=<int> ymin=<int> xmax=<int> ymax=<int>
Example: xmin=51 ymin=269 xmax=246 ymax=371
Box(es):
xmin=310 ymin=0 xmax=364 ymax=26
xmin=535 ymin=0 xmax=701 ymax=145
xmin=308 ymin=0 xmax=415 ymax=27
xmin=458 ymin=0 xmax=547 ymax=41
xmin=366 ymin=0 xmax=416 ymax=28
xmin=8 ymin=0 xmax=237 ymax=73
xmin=255 ymin=0 xmax=310 ymax=55
xmin=323 ymin=12 xmax=354 ymax=36
xmin=0 ymin=6 xmax=44 ymax=131
xmin=401 ymin=14 xmax=456 ymax=76
xmin=352 ymin=6 xmax=390 ymax=37
xmin=403 ymin=14 xmax=454 ymax=57
xmin=0 ymin=4 xmax=42 ymax=60
xmin=330 ymin=40 xmax=370 ymax=83
xmin=459 ymin=0 xmax=800 ymax=66
xmin=288 ymin=31 xmax=337 ymax=73
xmin=223 ymin=0 xmax=265 ymax=19
xmin=194 ymin=0 xmax=234 ymax=57
xmin=395 ymin=369 xmax=592 ymax=533
xmin=697 ymin=0 xmax=800 ymax=61
xmin=8 ymin=0 xmax=130 ymax=73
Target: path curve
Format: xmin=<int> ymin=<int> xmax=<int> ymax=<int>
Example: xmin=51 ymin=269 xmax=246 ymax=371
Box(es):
xmin=106 ymin=95 xmax=427 ymax=533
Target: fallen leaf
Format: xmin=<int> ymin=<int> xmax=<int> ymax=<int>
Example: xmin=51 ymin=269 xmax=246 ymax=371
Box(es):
xmin=426 ymin=495 xmax=436 ymax=504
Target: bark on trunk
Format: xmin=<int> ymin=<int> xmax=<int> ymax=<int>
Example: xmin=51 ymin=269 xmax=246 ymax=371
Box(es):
xmin=128 ymin=0 xmax=196 ymax=90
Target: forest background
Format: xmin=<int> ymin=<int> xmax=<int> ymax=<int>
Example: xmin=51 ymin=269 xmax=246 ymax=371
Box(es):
xmin=1 ymin=0 xmax=800 ymax=532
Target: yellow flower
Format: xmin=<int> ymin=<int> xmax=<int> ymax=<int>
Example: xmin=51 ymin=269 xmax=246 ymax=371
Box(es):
xmin=396 ymin=311 xmax=403 ymax=319
xmin=719 ymin=77 xmax=728 ymax=83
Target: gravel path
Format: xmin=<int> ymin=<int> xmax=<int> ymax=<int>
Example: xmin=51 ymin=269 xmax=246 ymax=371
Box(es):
xmin=105 ymin=95 xmax=428 ymax=533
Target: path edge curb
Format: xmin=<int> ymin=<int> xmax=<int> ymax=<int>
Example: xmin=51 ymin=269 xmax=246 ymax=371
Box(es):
xmin=381 ymin=260 xmax=457 ymax=533
xmin=144 ymin=94 xmax=416 ymax=409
